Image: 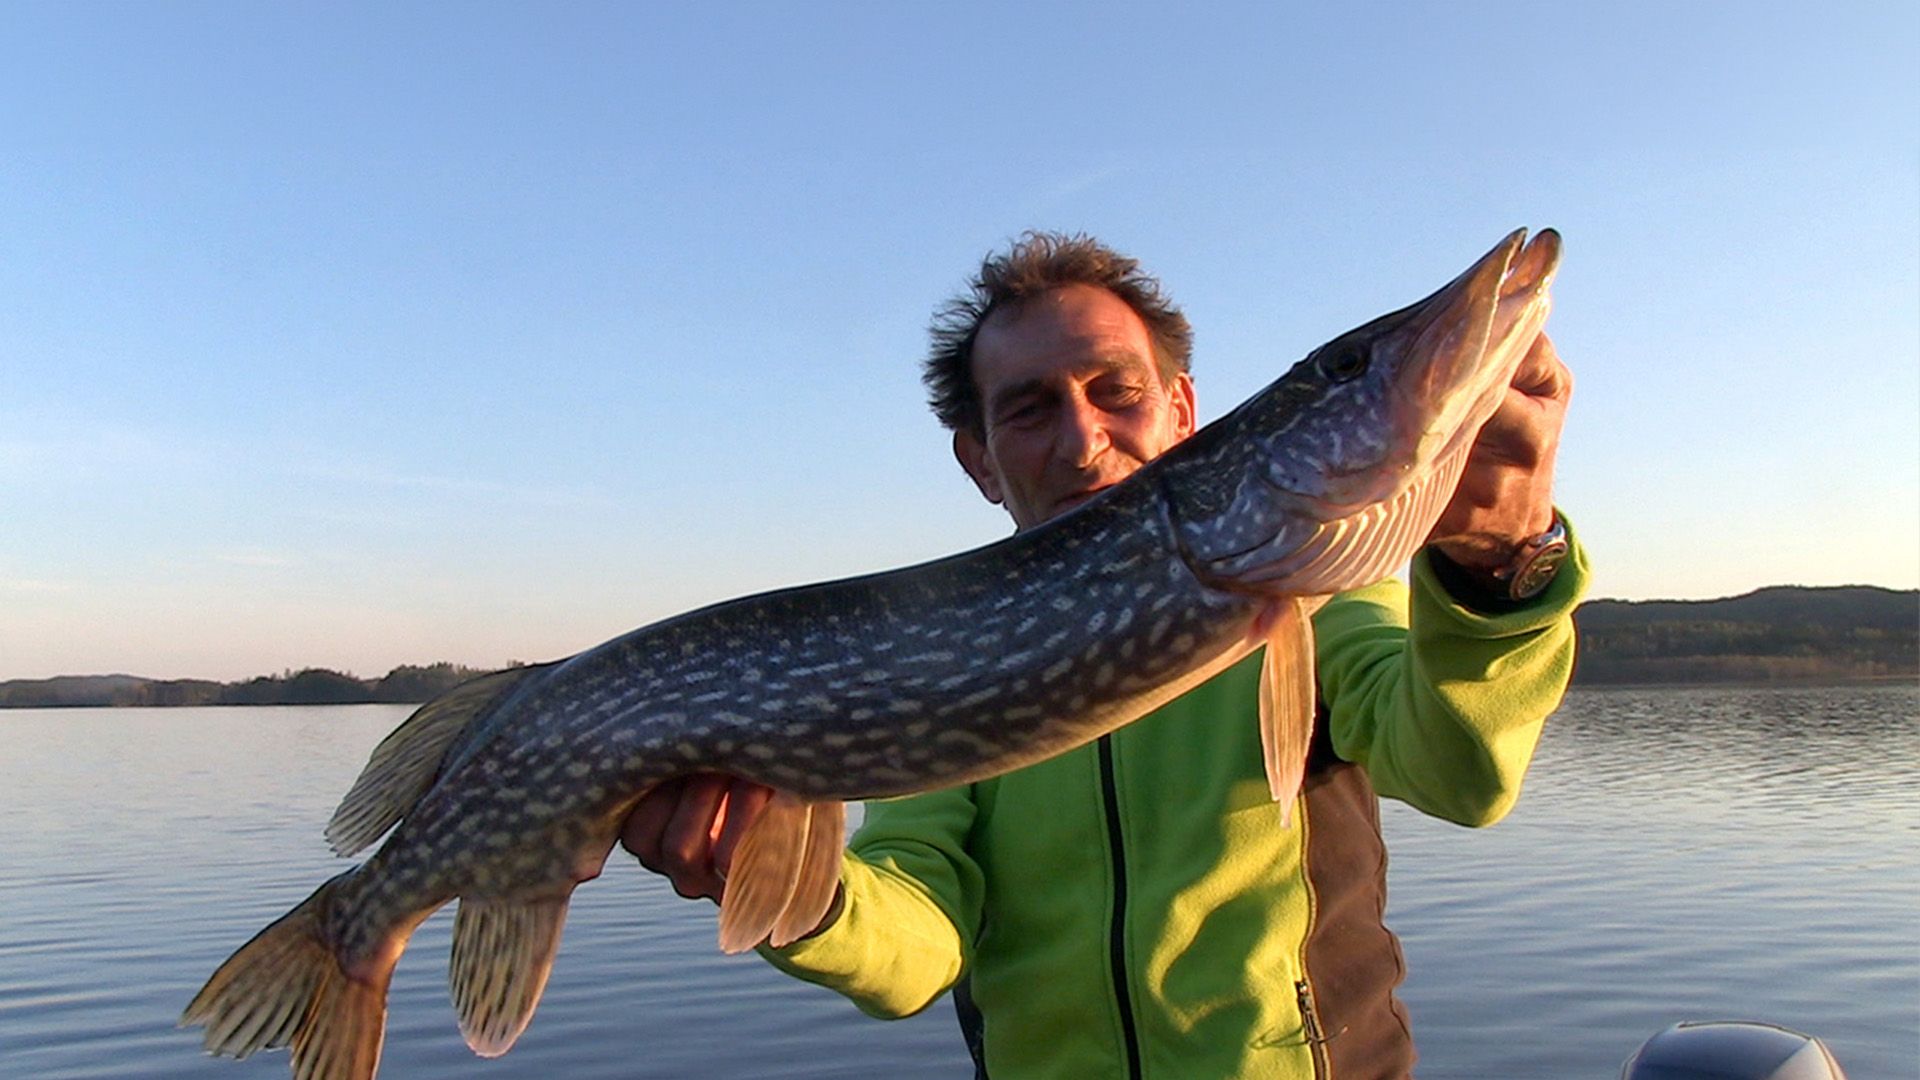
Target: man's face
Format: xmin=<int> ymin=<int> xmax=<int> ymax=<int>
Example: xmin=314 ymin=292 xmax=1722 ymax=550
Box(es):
xmin=953 ymin=284 xmax=1196 ymax=530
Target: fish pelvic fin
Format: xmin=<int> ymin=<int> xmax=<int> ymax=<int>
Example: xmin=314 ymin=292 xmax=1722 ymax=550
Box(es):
xmin=775 ymin=799 xmax=846 ymax=947
xmin=181 ymin=871 xmax=391 ymax=1080
xmin=325 ymin=663 xmax=555 ymax=856
xmin=1258 ymin=597 xmax=1320 ymax=828
xmin=449 ymin=892 xmax=571 ymax=1057
xmin=717 ymin=793 xmax=847 ymax=953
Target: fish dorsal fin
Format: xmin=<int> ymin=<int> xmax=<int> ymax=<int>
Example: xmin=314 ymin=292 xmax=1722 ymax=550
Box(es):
xmin=717 ymin=793 xmax=846 ymax=953
xmin=324 ymin=664 xmax=552 ymax=856
xmin=449 ymin=892 xmax=573 ymax=1057
xmin=1258 ymin=597 xmax=1319 ymax=828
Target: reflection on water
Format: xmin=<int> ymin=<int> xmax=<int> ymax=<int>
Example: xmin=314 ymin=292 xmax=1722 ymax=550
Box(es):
xmin=1386 ymin=683 xmax=1919 ymax=1079
xmin=1541 ymin=683 xmax=1918 ymax=823
xmin=1 ymin=685 xmax=1914 ymax=1078
xmin=0 ymin=706 xmax=971 ymax=1080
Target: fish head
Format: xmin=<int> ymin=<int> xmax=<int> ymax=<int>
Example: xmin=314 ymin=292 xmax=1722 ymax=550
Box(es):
xmin=1165 ymin=228 xmax=1560 ymax=594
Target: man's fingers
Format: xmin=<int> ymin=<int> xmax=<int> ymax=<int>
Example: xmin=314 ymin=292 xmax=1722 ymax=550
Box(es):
xmin=1464 ymin=334 xmax=1571 ymax=471
xmin=620 ymin=776 xmax=687 ymax=867
xmin=1510 ymin=333 xmax=1572 ymax=404
xmin=663 ymin=774 xmax=730 ymax=861
xmin=622 ymin=772 xmax=782 ymax=903
xmin=629 ymin=768 xmax=725 ymax=895
xmin=1426 ymin=333 xmax=1571 ymax=553
xmin=713 ymin=780 xmax=774 ymax=875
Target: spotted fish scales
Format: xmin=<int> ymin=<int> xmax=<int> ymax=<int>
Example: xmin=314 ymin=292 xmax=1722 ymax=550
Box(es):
xmin=184 ymin=229 xmax=1561 ymax=1080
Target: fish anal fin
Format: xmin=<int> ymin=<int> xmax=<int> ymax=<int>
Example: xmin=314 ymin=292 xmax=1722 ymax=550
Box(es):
xmin=325 ymin=663 xmax=554 ymax=856
xmin=449 ymin=892 xmax=572 ymax=1058
xmin=1258 ymin=597 xmax=1319 ymax=827
xmin=718 ymin=791 xmax=845 ymax=953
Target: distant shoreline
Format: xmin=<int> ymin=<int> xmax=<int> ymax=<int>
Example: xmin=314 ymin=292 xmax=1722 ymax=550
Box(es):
xmin=5 ymin=585 xmax=1913 ymax=710
xmin=0 ymin=663 xmax=506 ymax=711
xmin=1569 ymin=672 xmax=1916 ymax=692
xmin=5 ymin=672 xmax=1915 ymax=711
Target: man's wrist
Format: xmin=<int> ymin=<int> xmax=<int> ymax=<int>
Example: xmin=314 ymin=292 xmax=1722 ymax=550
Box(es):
xmin=1428 ymin=511 xmax=1569 ymax=610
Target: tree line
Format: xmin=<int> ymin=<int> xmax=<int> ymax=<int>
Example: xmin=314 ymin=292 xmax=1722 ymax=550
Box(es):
xmin=1571 ymin=585 xmax=1916 ymax=684
xmin=0 ymin=662 xmax=508 ymax=709
xmin=4 ymin=586 xmax=1913 ymax=707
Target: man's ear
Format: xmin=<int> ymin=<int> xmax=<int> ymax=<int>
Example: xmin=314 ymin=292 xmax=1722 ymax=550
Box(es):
xmin=1168 ymin=371 xmax=1197 ymax=442
xmin=952 ymin=428 xmax=1005 ymax=506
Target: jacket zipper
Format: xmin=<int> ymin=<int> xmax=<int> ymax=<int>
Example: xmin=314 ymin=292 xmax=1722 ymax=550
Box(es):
xmin=1295 ymin=787 xmax=1333 ymax=1077
xmin=1096 ymin=734 xmax=1145 ymax=1080
xmin=1295 ymin=978 xmax=1333 ymax=1077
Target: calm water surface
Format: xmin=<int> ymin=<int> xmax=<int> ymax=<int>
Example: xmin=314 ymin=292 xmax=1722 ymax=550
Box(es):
xmin=1 ymin=684 xmax=1914 ymax=1078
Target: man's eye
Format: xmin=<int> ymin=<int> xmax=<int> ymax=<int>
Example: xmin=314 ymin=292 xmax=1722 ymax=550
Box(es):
xmin=1092 ymin=384 xmax=1145 ymax=409
xmin=998 ymin=402 xmax=1045 ymax=426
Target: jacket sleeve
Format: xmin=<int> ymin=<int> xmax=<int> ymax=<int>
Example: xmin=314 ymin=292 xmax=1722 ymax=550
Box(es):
xmin=1313 ymin=516 xmax=1591 ymax=827
xmin=758 ymin=782 xmax=985 ymax=1018
xmin=763 ymin=519 xmax=1591 ymax=1005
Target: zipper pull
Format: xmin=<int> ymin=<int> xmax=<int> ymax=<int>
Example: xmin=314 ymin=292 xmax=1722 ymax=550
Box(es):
xmin=1294 ymin=978 xmax=1345 ymax=1046
xmin=1294 ymin=979 xmax=1325 ymax=1044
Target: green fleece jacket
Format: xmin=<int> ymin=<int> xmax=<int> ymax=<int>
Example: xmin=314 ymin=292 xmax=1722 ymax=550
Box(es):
xmin=763 ymin=531 xmax=1589 ymax=1079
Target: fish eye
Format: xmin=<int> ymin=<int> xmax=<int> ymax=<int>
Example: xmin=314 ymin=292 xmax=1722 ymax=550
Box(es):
xmin=1317 ymin=343 xmax=1370 ymax=383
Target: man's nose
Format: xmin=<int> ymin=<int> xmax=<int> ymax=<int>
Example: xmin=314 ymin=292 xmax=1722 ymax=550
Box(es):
xmin=1055 ymin=396 xmax=1110 ymax=468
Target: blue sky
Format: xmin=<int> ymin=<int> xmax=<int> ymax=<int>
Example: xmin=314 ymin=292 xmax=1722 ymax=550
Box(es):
xmin=2 ymin=2 xmax=1915 ymax=681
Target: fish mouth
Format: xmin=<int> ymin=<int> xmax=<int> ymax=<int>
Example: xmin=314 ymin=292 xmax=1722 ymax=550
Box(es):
xmin=1390 ymin=228 xmax=1560 ymax=470
xmin=1205 ymin=231 xmax=1562 ymax=593
xmin=1306 ymin=228 xmax=1560 ymax=514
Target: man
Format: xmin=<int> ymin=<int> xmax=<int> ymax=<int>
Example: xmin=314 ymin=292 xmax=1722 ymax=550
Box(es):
xmin=624 ymin=233 xmax=1588 ymax=1078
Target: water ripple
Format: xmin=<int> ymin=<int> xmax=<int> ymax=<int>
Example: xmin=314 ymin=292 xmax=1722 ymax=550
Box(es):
xmin=2 ymin=688 xmax=1915 ymax=1078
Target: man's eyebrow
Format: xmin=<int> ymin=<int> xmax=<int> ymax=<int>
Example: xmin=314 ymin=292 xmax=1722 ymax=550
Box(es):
xmin=985 ymin=353 xmax=1156 ymax=414
xmin=985 ymin=377 xmax=1051 ymax=413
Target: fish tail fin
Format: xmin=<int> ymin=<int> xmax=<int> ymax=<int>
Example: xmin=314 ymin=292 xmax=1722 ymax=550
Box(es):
xmin=181 ymin=871 xmax=392 ymax=1080
xmin=449 ymin=892 xmax=573 ymax=1056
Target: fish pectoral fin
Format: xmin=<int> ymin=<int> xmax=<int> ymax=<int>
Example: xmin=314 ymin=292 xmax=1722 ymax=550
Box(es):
xmin=1259 ymin=597 xmax=1319 ymax=828
xmin=717 ymin=792 xmax=846 ymax=953
xmin=325 ymin=663 xmax=558 ymax=856
xmin=450 ymin=892 xmax=572 ymax=1057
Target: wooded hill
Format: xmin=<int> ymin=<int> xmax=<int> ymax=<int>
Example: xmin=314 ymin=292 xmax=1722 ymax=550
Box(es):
xmin=3 ymin=586 xmax=1913 ymax=707
xmin=0 ymin=663 xmax=501 ymax=709
xmin=1571 ymin=585 xmax=1916 ymax=684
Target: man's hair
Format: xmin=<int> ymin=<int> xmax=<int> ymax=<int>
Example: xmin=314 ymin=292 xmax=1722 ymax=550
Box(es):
xmin=922 ymin=231 xmax=1194 ymax=436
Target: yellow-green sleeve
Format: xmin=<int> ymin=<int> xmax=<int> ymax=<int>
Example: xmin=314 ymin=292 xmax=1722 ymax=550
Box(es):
xmin=1314 ymin=518 xmax=1591 ymax=826
xmin=758 ymin=782 xmax=984 ymax=1018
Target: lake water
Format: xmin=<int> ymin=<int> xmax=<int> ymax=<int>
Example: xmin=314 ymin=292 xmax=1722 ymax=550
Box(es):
xmin=1 ymin=684 xmax=1915 ymax=1078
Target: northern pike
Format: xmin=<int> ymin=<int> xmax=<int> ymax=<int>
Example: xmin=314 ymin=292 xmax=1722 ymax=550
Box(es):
xmin=184 ymin=228 xmax=1560 ymax=1080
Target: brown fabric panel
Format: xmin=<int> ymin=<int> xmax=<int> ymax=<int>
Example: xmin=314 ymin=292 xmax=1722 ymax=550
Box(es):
xmin=1301 ymin=711 xmax=1417 ymax=1078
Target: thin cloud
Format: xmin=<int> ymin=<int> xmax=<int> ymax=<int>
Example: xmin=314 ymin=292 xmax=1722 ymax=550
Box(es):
xmin=0 ymin=577 xmax=75 ymax=594
xmin=295 ymin=460 xmax=613 ymax=511
xmin=0 ymin=427 xmax=209 ymax=483
xmin=212 ymin=550 xmax=299 ymax=569
xmin=1029 ymin=164 xmax=1129 ymax=215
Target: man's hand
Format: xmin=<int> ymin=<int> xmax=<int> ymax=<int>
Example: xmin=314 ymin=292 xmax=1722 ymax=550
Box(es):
xmin=622 ymin=773 xmax=774 ymax=904
xmin=1424 ymin=333 xmax=1572 ymax=574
